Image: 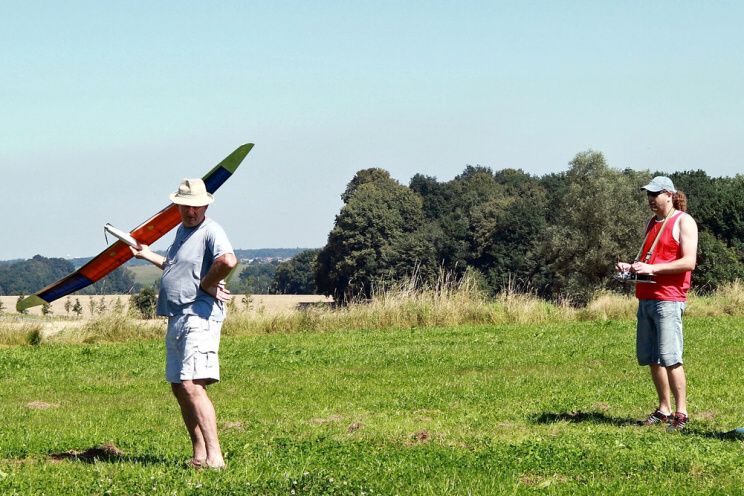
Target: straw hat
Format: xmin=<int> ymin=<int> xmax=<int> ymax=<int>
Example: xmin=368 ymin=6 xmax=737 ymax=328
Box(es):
xmin=169 ymin=178 xmax=214 ymax=206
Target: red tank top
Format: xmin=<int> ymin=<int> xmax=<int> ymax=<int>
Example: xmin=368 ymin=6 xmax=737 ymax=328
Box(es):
xmin=635 ymin=211 xmax=691 ymax=302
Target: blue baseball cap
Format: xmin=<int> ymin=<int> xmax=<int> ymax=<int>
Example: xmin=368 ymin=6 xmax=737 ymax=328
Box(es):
xmin=641 ymin=176 xmax=676 ymax=193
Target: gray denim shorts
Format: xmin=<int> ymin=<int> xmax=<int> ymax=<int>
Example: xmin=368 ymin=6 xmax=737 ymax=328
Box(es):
xmin=165 ymin=314 xmax=222 ymax=384
xmin=636 ymin=299 xmax=685 ymax=367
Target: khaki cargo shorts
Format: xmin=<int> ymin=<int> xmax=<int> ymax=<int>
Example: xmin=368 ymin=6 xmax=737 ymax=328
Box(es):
xmin=165 ymin=314 xmax=222 ymax=384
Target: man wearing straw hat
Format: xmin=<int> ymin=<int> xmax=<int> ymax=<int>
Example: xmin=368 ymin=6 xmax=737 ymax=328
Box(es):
xmin=616 ymin=176 xmax=698 ymax=431
xmin=131 ymin=177 xmax=237 ymax=469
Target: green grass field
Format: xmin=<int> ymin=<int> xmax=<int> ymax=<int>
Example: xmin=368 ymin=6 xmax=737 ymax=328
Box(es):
xmin=2 ymin=314 xmax=744 ymax=494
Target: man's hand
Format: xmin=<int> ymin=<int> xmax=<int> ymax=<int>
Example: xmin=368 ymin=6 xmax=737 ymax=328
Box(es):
xmin=631 ymin=261 xmax=653 ymax=275
xmin=129 ymin=244 xmax=166 ymax=269
xmin=129 ymin=243 xmax=150 ymax=259
xmin=616 ymin=261 xmax=632 ymax=273
xmin=201 ymin=280 xmax=232 ymax=303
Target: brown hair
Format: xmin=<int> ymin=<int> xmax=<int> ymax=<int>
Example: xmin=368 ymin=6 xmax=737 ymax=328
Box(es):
xmin=673 ymin=191 xmax=687 ymax=212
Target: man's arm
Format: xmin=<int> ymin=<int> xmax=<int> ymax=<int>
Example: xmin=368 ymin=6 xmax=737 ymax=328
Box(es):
xmin=632 ymin=215 xmax=698 ymax=276
xmin=130 ymin=244 xmax=166 ymax=270
xmin=199 ymin=252 xmax=238 ymax=302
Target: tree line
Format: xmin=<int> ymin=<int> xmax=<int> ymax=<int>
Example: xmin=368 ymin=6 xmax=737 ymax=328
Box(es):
xmin=314 ymin=150 xmax=744 ymax=304
xmin=0 ymin=254 xmax=318 ymax=298
xmin=0 ymin=255 xmax=136 ymax=296
xmin=4 ymin=150 xmax=742 ymax=305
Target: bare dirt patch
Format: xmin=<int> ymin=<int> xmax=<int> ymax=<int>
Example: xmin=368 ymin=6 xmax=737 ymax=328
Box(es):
xmin=696 ymin=410 xmax=716 ymax=421
xmin=408 ymin=429 xmax=430 ymax=444
xmin=519 ymin=473 xmax=569 ymax=488
xmin=26 ymin=401 xmax=59 ymax=410
xmin=309 ymin=414 xmax=344 ymax=425
xmin=50 ymin=443 xmax=124 ymax=463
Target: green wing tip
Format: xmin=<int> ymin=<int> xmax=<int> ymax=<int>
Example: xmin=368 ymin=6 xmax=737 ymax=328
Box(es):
xmin=16 ymin=295 xmax=47 ymax=312
xmin=221 ymin=143 xmax=254 ymax=173
xmin=202 ymin=143 xmax=254 ymax=178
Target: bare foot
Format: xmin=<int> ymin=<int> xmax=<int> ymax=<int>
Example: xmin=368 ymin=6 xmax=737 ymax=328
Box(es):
xmin=204 ymin=459 xmax=226 ymax=470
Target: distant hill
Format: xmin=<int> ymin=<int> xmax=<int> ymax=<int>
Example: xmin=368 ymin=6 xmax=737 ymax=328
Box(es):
xmin=234 ymin=248 xmax=310 ymax=261
xmin=2 ymin=248 xmax=316 ymax=269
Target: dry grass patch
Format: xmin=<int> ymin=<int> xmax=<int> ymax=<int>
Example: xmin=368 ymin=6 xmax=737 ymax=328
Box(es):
xmin=7 ymin=278 xmax=744 ymax=346
xmin=224 ymin=274 xmax=578 ymax=335
xmin=25 ymin=401 xmax=60 ymax=410
xmin=0 ymin=319 xmax=45 ymax=346
xmin=687 ymin=281 xmax=744 ymax=316
xmin=580 ymin=290 xmax=636 ymax=321
xmin=47 ymin=314 xmax=164 ymax=344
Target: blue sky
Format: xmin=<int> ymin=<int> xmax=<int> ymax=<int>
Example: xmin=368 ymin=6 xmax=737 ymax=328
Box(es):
xmin=2 ymin=1 xmax=743 ymax=260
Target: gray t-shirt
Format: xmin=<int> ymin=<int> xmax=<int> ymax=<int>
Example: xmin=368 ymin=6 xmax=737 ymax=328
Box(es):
xmin=156 ymin=218 xmax=234 ymax=320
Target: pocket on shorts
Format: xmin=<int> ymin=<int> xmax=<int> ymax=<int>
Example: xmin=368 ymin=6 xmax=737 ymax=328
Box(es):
xmin=184 ymin=316 xmax=217 ymax=352
xmin=196 ymin=326 xmax=218 ymax=373
xmin=183 ymin=315 xmax=207 ymax=335
xmin=197 ymin=337 xmax=218 ymax=354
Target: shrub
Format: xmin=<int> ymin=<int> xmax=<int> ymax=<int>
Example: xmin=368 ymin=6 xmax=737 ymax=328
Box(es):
xmin=130 ymin=287 xmax=158 ymax=319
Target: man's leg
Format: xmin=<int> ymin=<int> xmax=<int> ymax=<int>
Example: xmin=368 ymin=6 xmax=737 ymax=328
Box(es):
xmin=171 ymin=383 xmax=206 ymax=463
xmin=637 ymin=301 xmax=672 ymax=415
xmin=666 ymin=364 xmax=687 ymax=415
xmin=657 ymin=301 xmax=686 ymax=417
xmin=650 ymin=364 xmax=672 ymax=414
xmin=172 ymin=379 xmax=224 ymax=467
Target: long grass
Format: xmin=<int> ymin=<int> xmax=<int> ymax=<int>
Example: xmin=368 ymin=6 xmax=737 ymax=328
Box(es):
xmin=229 ymin=277 xmax=744 ymax=335
xmin=49 ymin=314 xmax=164 ymax=344
xmin=0 ymin=320 xmax=44 ymax=346
xmin=5 ymin=278 xmax=744 ymax=345
xmin=223 ymin=274 xmax=575 ymax=336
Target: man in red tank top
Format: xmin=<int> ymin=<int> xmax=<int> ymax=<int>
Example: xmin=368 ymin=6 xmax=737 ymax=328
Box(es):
xmin=616 ymin=176 xmax=698 ymax=431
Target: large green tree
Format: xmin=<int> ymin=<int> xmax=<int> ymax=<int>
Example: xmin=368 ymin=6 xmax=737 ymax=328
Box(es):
xmin=317 ymin=168 xmax=433 ymax=300
xmin=694 ymin=231 xmax=744 ymax=292
xmin=469 ymin=177 xmax=548 ymax=293
xmin=669 ymin=171 xmax=744 ymax=290
xmin=274 ymin=249 xmax=320 ymax=294
xmin=237 ymin=260 xmax=279 ymax=294
xmin=539 ymin=151 xmax=649 ymax=304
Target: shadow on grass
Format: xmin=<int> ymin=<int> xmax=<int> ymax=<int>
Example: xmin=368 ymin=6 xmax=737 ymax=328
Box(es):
xmin=532 ymin=410 xmax=639 ymax=427
xmin=684 ymin=428 xmax=744 ymax=441
xmin=533 ymin=411 xmax=744 ymax=441
xmin=49 ymin=444 xmax=172 ymax=465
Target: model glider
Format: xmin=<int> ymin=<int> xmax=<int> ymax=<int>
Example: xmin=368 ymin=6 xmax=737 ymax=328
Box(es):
xmin=16 ymin=143 xmax=253 ymax=312
xmin=104 ymin=223 xmax=142 ymax=249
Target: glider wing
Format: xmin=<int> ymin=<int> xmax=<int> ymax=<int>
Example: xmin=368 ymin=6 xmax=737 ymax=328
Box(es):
xmin=17 ymin=143 xmax=253 ymax=312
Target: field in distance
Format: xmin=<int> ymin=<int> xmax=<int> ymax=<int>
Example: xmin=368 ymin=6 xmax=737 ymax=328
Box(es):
xmin=127 ymin=264 xmax=162 ymax=286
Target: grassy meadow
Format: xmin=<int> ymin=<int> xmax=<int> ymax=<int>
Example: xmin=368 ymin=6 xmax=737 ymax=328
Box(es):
xmin=127 ymin=264 xmax=163 ymax=287
xmin=2 ymin=285 xmax=744 ymax=494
